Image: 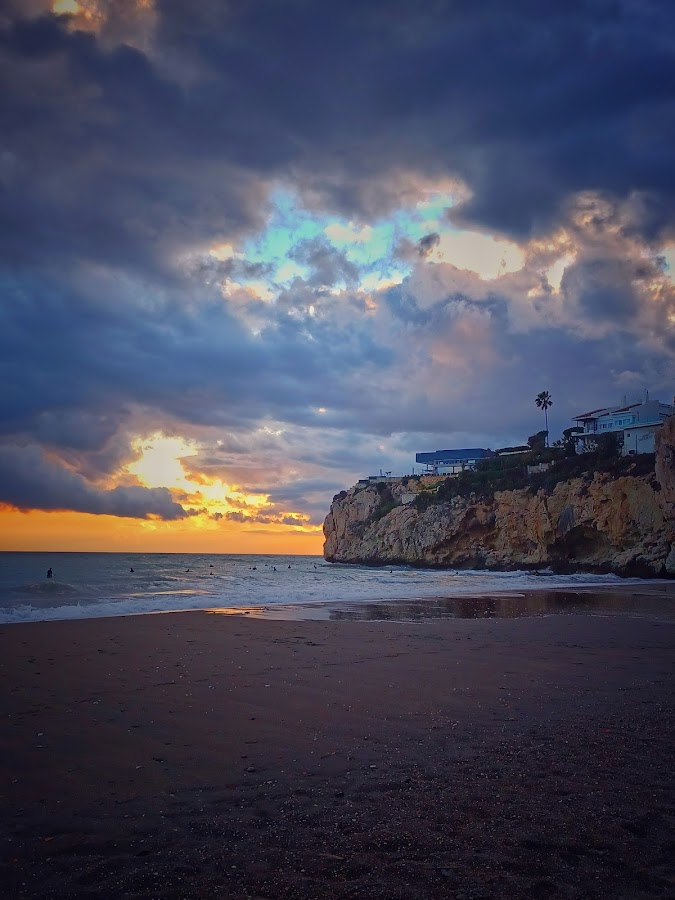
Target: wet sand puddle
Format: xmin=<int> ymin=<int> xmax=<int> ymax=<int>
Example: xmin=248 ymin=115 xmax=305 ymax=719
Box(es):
xmin=207 ymin=585 xmax=675 ymax=623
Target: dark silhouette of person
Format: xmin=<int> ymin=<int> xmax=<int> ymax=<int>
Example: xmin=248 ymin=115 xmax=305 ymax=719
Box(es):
xmin=46 ymin=568 xmax=53 ymax=579
xmin=130 ymin=567 xmax=134 ymax=572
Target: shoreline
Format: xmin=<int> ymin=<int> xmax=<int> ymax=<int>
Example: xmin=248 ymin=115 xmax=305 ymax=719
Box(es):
xmin=2 ymin=579 xmax=674 ymax=627
xmin=204 ymin=581 xmax=675 ymax=623
xmin=2 ymin=600 xmax=674 ymax=898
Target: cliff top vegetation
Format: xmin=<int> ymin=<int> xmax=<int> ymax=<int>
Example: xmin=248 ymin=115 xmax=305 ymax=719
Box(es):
xmin=412 ymin=445 xmax=657 ymax=512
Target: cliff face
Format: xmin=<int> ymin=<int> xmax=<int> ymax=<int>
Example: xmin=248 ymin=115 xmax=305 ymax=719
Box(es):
xmin=323 ymin=419 xmax=675 ymax=577
xmin=655 ymin=415 xmax=675 ymax=573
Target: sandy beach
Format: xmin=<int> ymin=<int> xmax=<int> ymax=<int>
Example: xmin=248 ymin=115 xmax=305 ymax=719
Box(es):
xmin=1 ymin=594 xmax=674 ymax=899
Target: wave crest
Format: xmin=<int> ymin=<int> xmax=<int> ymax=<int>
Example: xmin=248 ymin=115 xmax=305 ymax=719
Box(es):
xmin=12 ymin=580 xmax=78 ymax=595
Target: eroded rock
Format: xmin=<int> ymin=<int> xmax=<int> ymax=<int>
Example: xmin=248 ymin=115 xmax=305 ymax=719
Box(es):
xmin=324 ymin=437 xmax=675 ymax=577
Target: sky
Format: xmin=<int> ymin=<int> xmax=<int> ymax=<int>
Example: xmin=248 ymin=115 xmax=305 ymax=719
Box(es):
xmin=1 ymin=0 xmax=675 ymax=553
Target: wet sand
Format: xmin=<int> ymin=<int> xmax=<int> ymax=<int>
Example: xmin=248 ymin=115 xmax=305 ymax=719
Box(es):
xmin=1 ymin=593 xmax=674 ymax=899
xmin=214 ymin=582 xmax=675 ymax=622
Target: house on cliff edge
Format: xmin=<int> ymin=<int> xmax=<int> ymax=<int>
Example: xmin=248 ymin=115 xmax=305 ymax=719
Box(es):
xmin=573 ymin=394 xmax=675 ymax=455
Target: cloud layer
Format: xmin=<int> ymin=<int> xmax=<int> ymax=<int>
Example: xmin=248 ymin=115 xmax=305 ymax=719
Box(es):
xmin=0 ymin=445 xmax=194 ymax=519
xmin=1 ymin=1 xmax=674 ymax=533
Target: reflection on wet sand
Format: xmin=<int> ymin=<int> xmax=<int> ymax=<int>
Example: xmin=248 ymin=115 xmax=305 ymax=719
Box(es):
xmin=208 ymin=585 xmax=675 ymax=623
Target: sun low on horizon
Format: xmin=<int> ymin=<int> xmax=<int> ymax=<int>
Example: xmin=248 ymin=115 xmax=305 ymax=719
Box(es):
xmin=0 ymin=185 xmax=554 ymax=554
xmin=0 ymin=431 xmax=324 ymax=553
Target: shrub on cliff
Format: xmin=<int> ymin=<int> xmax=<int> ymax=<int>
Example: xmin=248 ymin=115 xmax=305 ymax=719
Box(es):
xmin=413 ymin=491 xmax=434 ymax=512
xmin=527 ymin=450 xmax=655 ymax=493
xmin=595 ymin=432 xmax=619 ymax=459
xmin=411 ymin=464 xmax=529 ymax=508
xmin=370 ymin=485 xmax=399 ymax=522
xmin=528 ymin=430 xmax=548 ymax=451
xmin=477 ymin=453 xmax=532 ymax=473
xmin=407 ymin=448 xmax=656 ymax=510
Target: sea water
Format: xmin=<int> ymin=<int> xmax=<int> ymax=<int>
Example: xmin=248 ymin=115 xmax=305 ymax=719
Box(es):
xmin=0 ymin=551 xmax=655 ymax=624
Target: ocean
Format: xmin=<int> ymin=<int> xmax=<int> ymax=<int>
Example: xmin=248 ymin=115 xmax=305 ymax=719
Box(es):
xmin=0 ymin=551 xmax=661 ymax=625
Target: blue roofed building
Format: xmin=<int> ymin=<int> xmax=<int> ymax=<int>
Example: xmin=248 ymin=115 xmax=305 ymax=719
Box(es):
xmin=415 ymin=448 xmax=492 ymax=475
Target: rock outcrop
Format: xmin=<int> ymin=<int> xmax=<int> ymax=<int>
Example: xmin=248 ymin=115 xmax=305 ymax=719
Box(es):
xmin=655 ymin=415 xmax=675 ymax=574
xmin=324 ymin=427 xmax=675 ymax=577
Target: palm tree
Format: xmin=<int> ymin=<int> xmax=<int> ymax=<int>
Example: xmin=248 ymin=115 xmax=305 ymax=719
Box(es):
xmin=535 ymin=391 xmax=552 ymax=446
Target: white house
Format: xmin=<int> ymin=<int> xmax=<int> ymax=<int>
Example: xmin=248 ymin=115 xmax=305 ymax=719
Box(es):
xmin=573 ymin=394 xmax=675 ymax=455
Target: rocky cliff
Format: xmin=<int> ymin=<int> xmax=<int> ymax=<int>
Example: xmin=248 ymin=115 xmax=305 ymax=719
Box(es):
xmin=323 ymin=418 xmax=675 ymax=577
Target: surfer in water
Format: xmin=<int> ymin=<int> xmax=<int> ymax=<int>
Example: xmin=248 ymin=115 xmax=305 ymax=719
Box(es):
xmin=46 ymin=568 xmax=53 ymax=579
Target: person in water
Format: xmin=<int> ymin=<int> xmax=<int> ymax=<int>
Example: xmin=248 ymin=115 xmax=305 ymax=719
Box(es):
xmin=46 ymin=568 xmax=53 ymax=579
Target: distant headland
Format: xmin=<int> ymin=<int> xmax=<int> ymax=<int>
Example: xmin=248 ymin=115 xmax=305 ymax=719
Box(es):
xmin=323 ymin=401 xmax=675 ymax=578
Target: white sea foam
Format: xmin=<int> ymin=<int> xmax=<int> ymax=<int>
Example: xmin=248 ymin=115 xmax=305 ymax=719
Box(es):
xmin=0 ymin=552 xmax=654 ymax=625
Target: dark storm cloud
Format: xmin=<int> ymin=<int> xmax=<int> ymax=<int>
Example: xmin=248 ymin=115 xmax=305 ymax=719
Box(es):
xmin=1 ymin=1 xmax=675 ymax=520
xmin=0 ymin=444 xmax=194 ymax=519
xmin=561 ymin=256 xmax=641 ymax=322
xmin=0 ymin=14 xmax=268 ymax=274
xmin=0 ymin=269 xmax=258 ymax=437
xmin=188 ymin=255 xmax=274 ymax=286
xmin=289 ymin=238 xmax=360 ymax=288
xmin=1 ymin=0 xmax=673 ymax=270
xmin=381 ymin=278 xmax=509 ymax=329
xmin=381 ymin=283 xmax=431 ymax=325
xmin=263 ymin=477 xmax=346 ymax=506
xmin=0 ymin=267 xmax=392 ymax=458
xmin=417 ymin=233 xmax=440 ymax=257
xmin=249 ymin=476 xmax=346 ymax=525
xmin=30 ymin=412 xmax=139 ymax=482
xmin=222 ymin=509 xmax=307 ymax=527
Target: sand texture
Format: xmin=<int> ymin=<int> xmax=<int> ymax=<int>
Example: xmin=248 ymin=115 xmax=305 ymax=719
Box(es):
xmin=1 ymin=607 xmax=674 ymax=899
